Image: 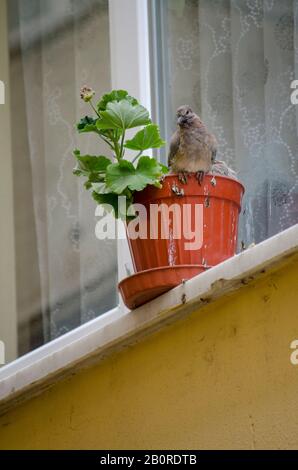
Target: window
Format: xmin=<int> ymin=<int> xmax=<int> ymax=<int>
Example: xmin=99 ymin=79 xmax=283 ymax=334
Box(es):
xmin=150 ymin=0 xmax=298 ymax=247
xmin=2 ymin=0 xmax=117 ymax=360
xmin=2 ymin=0 xmax=297 ymax=369
xmin=0 ymin=0 xmax=151 ymax=367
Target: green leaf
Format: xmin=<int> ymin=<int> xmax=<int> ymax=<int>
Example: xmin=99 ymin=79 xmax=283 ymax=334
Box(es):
xmin=77 ymin=116 xmax=98 ymax=134
xmin=83 ymin=173 xmax=104 ymax=189
xmin=136 ymin=156 xmax=168 ymax=188
xmin=92 ymin=192 xmax=120 ymax=217
xmin=124 ymin=124 xmax=166 ymax=151
xmin=92 ymin=191 xmax=133 ymax=220
xmin=96 ymin=100 xmax=151 ymax=131
xmin=91 ymin=182 xmax=111 ymax=194
xmin=105 ymin=161 xmax=140 ymax=193
xmin=97 ymin=90 xmax=138 ymax=111
xmin=105 ymin=157 xmax=168 ymax=194
xmin=84 ymin=180 xmax=93 ymax=190
xmin=73 ymin=150 xmax=111 ymax=175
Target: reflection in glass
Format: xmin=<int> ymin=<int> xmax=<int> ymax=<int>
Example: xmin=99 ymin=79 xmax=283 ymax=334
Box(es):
xmin=152 ymin=0 xmax=298 ymax=247
xmin=8 ymin=0 xmax=117 ymax=357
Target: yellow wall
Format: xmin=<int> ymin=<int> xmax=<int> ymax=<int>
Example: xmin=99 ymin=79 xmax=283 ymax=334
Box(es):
xmin=1 ymin=258 xmax=298 ymax=449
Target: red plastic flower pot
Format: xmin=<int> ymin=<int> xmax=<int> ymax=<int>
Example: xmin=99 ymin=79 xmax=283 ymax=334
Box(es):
xmin=127 ymin=174 xmax=244 ymax=271
xmin=119 ymin=173 xmax=244 ymax=309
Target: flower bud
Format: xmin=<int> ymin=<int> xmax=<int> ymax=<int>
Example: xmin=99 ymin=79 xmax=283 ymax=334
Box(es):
xmin=80 ymin=86 xmax=95 ymax=102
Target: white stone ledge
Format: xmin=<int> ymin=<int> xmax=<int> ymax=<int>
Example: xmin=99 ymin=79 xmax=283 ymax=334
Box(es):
xmin=0 ymin=223 xmax=298 ymax=415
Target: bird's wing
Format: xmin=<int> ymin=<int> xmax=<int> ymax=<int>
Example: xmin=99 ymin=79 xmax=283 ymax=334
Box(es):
xmin=203 ymin=132 xmax=218 ymax=163
xmin=192 ymin=117 xmax=218 ymax=163
xmin=168 ymin=130 xmax=180 ymax=167
xmin=210 ymin=137 xmax=217 ymax=163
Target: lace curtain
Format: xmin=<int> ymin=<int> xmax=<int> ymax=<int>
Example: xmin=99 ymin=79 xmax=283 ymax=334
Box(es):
xmin=8 ymin=0 xmax=117 ymax=353
xmin=157 ymin=0 xmax=298 ymax=247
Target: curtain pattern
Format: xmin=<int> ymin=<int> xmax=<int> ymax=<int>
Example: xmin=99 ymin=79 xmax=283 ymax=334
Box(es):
xmin=9 ymin=0 xmax=117 ymax=351
xmin=160 ymin=0 xmax=298 ymax=247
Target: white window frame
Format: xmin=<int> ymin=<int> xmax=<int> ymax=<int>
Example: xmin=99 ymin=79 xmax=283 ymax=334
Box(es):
xmin=109 ymin=0 xmax=151 ymax=113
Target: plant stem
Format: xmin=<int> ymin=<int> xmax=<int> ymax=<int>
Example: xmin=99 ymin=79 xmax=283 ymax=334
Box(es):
xmin=109 ymin=131 xmax=121 ymax=161
xmin=111 ymin=133 xmax=121 ymax=161
xmin=89 ymin=100 xmax=101 ymax=118
xmin=88 ymin=100 xmax=120 ymax=160
xmin=132 ymin=151 xmax=143 ymax=164
xmin=88 ymin=104 xmax=116 ymax=156
xmin=119 ymin=130 xmax=126 ymax=159
xmin=96 ymin=131 xmax=114 ymax=150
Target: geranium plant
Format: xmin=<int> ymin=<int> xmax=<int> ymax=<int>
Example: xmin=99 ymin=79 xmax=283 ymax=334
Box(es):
xmin=73 ymin=88 xmax=167 ymax=218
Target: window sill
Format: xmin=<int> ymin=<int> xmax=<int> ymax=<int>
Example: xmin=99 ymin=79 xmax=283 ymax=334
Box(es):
xmin=0 ymin=224 xmax=298 ymax=416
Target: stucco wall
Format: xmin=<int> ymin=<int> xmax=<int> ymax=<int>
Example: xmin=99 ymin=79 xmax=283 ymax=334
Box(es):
xmin=0 ymin=257 xmax=298 ymax=449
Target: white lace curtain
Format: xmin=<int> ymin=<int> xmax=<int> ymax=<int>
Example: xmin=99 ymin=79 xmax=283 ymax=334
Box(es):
xmin=160 ymin=0 xmax=298 ymax=246
xmin=9 ymin=0 xmax=117 ymax=349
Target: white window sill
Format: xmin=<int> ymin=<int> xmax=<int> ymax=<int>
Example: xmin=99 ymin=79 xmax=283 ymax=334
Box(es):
xmin=0 ymin=223 xmax=298 ymax=415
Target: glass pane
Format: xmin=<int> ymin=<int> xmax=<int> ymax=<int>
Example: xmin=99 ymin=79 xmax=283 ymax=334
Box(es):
xmin=6 ymin=0 xmax=117 ymax=359
xmin=151 ymin=0 xmax=298 ymax=247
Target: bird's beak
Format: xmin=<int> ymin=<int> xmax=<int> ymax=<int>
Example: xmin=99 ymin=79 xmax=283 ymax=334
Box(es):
xmin=177 ymin=116 xmax=186 ymax=125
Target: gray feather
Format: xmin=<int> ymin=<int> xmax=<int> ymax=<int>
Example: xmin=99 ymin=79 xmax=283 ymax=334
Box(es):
xmin=168 ymin=130 xmax=180 ymax=167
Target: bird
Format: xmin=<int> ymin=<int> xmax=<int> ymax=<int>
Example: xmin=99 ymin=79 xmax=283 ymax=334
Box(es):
xmin=168 ymin=105 xmax=217 ymax=184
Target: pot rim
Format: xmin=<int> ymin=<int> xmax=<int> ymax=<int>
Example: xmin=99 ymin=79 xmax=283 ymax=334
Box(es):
xmin=165 ymin=173 xmax=245 ymax=193
xmin=133 ymin=172 xmax=245 ymax=209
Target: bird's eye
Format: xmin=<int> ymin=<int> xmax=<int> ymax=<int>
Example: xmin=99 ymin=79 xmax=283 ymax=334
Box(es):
xmin=186 ymin=110 xmax=189 ymax=115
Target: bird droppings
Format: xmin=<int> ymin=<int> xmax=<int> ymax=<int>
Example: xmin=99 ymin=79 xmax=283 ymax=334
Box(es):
xmin=200 ymin=297 xmax=211 ymax=304
xmin=168 ymin=233 xmax=176 ymax=266
xmin=210 ymin=278 xmax=228 ymax=291
xmin=247 ymin=242 xmax=256 ymax=249
xmin=204 ymin=196 xmax=210 ymax=208
xmin=241 ymin=276 xmax=254 ymax=285
xmin=181 ymin=293 xmax=187 ymax=304
xmin=210 ymin=176 xmax=217 ymax=186
xmin=171 ymin=183 xmax=185 ymax=197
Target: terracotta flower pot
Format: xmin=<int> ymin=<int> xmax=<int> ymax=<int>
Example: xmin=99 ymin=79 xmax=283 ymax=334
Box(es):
xmin=119 ymin=173 xmax=244 ymax=309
